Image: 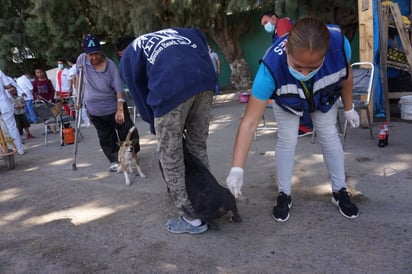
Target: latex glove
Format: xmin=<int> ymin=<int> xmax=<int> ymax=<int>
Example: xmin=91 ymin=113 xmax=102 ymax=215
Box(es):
xmin=226 ymin=167 xmax=244 ymax=198
xmin=344 ymin=108 xmax=360 ymax=128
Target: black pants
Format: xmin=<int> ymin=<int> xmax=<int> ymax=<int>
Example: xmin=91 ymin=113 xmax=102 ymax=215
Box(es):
xmin=89 ymin=103 xmax=140 ymax=163
xmin=14 ymin=113 xmax=30 ymax=135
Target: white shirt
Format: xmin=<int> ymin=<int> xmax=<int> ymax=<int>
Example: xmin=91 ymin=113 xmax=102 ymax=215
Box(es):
xmin=69 ymin=64 xmax=77 ymax=78
xmin=69 ymin=64 xmax=77 ymax=95
xmin=0 ymin=71 xmax=13 ymax=113
xmin=16 ymin=74 xmax=34 ymax=100
xmin=55 ymin=67 xmax=72 ymax=92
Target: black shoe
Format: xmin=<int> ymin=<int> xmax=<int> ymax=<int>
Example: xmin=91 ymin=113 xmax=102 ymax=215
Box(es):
xmin=272 ymin=192 xmax=292 ymax=222
xmin=298 ymin=130 xmax=313 ymax=137
xmin=298 ymin=129 xmax=314 ymax=138
xmin=332 ymin=188 xmax=359 ymax=219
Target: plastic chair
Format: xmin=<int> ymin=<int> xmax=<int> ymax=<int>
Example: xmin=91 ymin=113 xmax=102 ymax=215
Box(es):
xmin=36 ymin=100 xmax=74 ymax=146
xmin=339 ymin=61 xmax=375 ymax=146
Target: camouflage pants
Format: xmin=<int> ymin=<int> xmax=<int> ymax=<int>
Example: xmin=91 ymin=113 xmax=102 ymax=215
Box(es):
xmin=155 ymin=90 xmax=214 ymax=216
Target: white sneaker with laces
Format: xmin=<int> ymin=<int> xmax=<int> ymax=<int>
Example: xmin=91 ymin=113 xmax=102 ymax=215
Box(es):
xmin=109 ymin=162 xmax=120 ymax=172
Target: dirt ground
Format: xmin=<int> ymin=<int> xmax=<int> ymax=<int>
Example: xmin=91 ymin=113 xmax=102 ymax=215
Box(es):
xmin=1 ymin=93 xmax=411 ymax=274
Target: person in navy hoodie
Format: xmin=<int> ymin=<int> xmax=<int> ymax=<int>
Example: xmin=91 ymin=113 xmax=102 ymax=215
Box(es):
xmin=119 ymin=28 xmax=217 ymax=234
xmin=226 ymin=17 xmax=360 ymax=222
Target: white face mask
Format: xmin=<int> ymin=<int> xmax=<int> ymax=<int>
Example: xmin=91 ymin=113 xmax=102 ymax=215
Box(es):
xmin=264 ymin=22 xmax=275 ymax=33
xmin=287 ymin=58 xmax=324 ymax=82
xmin=58 ymin=63 xmax=64 ymax=70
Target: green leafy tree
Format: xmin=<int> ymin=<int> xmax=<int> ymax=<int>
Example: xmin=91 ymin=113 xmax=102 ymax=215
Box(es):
xmin=23 ymin=0 xmax=92 ymax=70
xmin=87 ymin=0 xmax=265 ymax=89
xmin=88 ymin=0 xmax=356 ymax=89
xmin=271 ymin=0 xmax=358 ymax=40
xmin=0 ymin=0 xmax=34 ymax=76
xmin=0 ymin=0 xmax=357 ymax=88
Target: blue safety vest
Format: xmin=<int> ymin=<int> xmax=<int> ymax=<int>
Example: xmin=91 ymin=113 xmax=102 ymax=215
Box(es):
xmin=262 ymin=25 xmax=348 ymax=115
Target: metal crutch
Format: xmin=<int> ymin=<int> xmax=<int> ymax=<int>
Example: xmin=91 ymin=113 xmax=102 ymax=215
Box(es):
xmin=72 ymin=64 xmax=84 ymax=170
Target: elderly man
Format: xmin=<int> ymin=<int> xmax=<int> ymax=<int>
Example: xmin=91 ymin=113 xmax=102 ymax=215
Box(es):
xmin=76 ymin=34 xmax=139 ymax=172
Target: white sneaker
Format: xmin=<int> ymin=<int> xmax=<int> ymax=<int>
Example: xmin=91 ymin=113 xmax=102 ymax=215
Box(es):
xmin=17 ymin=150 xmax=25 ymax=155
xmin=109 ymin=162 xmax=120 ymax=172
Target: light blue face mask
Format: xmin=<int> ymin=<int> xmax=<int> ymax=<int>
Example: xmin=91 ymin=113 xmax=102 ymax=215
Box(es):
xmin=264 ymin=22 xmax=275 ymax=33
xmin=58 ymin=63 xmax=64 ymax=70
xmin=288 ymin=61 xmax=323 ymax=82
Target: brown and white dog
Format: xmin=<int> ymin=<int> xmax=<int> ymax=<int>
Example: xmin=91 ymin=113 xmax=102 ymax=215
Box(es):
xmin=49 ymin=99 xmax=63 ymax=117
xmin=117 ymin=126 xmax=146 ymax=185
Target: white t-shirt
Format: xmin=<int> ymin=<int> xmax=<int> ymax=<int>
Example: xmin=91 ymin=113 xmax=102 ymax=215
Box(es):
xmin=55 ymin=67 xmax=72 ymax=92
xmin=69 ymin=64 xmax=77 ymax=95
xmin=16 ymin=75 xmax=34 ymax=100
xmin=0 ymin=71 xmax=13 ymax=113
xmin=209 ymin=52 xmax=219 ymax=72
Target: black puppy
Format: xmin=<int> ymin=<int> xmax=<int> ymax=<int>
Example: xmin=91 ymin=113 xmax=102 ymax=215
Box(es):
xmin=182 ymin=141 xmax=242 ymax=230
xmin=158 ymin=140 xmax=242 ymax=230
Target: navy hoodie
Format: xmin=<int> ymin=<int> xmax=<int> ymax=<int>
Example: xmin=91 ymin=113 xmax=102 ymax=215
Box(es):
xmin=119 ymin=27 xmax=216 ymax=134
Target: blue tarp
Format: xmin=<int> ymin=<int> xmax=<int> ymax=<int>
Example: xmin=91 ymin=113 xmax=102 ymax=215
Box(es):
xmin=373 ymin=0 xmax=411 ymax=117
xmin=373 ymin=0 xmax=385 ymax=117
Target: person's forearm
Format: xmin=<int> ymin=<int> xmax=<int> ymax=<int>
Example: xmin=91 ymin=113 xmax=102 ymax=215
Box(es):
xmin=232 ymin=123 xmax=255 ymax=168
xmin=341 ymin=66 xmax=353 ymax=111
xmin=232 ymin=98 xmax=267 ymax=168
xmin=116 ymin=92 xmax=126 ymax=111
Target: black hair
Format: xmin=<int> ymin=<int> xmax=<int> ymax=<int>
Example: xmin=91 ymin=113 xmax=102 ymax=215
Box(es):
xmin=287 ymin=17 xmax=329 ymax=56
xmin=66 ymin=56 xmax=76 ymax=64
xmin=114 ymin=35 xmax=135 ymax=52
xmin=259 ymin=11 xmax=279 ymax=22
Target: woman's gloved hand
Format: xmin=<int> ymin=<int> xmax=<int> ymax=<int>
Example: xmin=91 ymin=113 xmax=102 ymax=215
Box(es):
xmin=344 ymin=108 xmax=360 ymax=128
xmin=226 ymin=167 xmax=244 ymax=198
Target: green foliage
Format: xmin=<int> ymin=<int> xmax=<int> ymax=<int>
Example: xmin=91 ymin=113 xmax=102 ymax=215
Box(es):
xmin=24 ymin=0 xmax=91 ymax=69
xmin=0 ymin=0 xmax=358 ymax=80
xmin=84 ymin=0 xmax=261 ymax=36
xmin=0 ymin=0 xmax=32 ymax=75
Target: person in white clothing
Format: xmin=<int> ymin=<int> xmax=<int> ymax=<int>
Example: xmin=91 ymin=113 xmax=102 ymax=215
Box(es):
xmin=56 ymin=58 xmax=73 ymax=116
xmin=0 ymin=70 xmax=24 ymax=155
xmin=67 ymin=57 xmax=77 ymax=96
xmin=16 ymin=72 xmax=38 ymax=124
xmin=55 ymin=58 xmax=73 ymax=98
xmin=208 ymin=44 xmax=220 ymax=94
xmin=68 ymin=56 xmax=90 ymax=127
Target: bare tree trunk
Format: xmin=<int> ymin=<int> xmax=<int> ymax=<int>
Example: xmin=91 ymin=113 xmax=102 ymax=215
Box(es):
xmin=229 ymin=58 xmax=252 ymax=90
xmin=208 ymin=7 xmax=253 ymax=90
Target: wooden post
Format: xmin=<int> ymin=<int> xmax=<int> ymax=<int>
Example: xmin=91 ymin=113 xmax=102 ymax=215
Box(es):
xmin=379 ymin=1 xmax=412 ymax=121
xmin=380 ymin=1 xmax=391 ymax=121
xmin=358 ymin=0 xmax=374 ymax=126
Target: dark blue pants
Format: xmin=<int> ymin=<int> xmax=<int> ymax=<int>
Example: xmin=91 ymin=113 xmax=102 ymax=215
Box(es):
xmin=300 ymin=110 xmax=313 ymax=129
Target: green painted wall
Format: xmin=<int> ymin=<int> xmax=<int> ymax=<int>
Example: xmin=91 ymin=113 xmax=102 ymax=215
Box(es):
xmin=212 ymin=11 xmax=360 ymax=90
xmin=205 ymin=41 xmax=231 ymax=87
xmin=240 ymin=13 xmax=274 ymax=82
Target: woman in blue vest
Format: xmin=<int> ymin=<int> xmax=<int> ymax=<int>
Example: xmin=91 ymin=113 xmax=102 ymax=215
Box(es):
xmin=226 ymin=17 xmax=360 ymax=222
